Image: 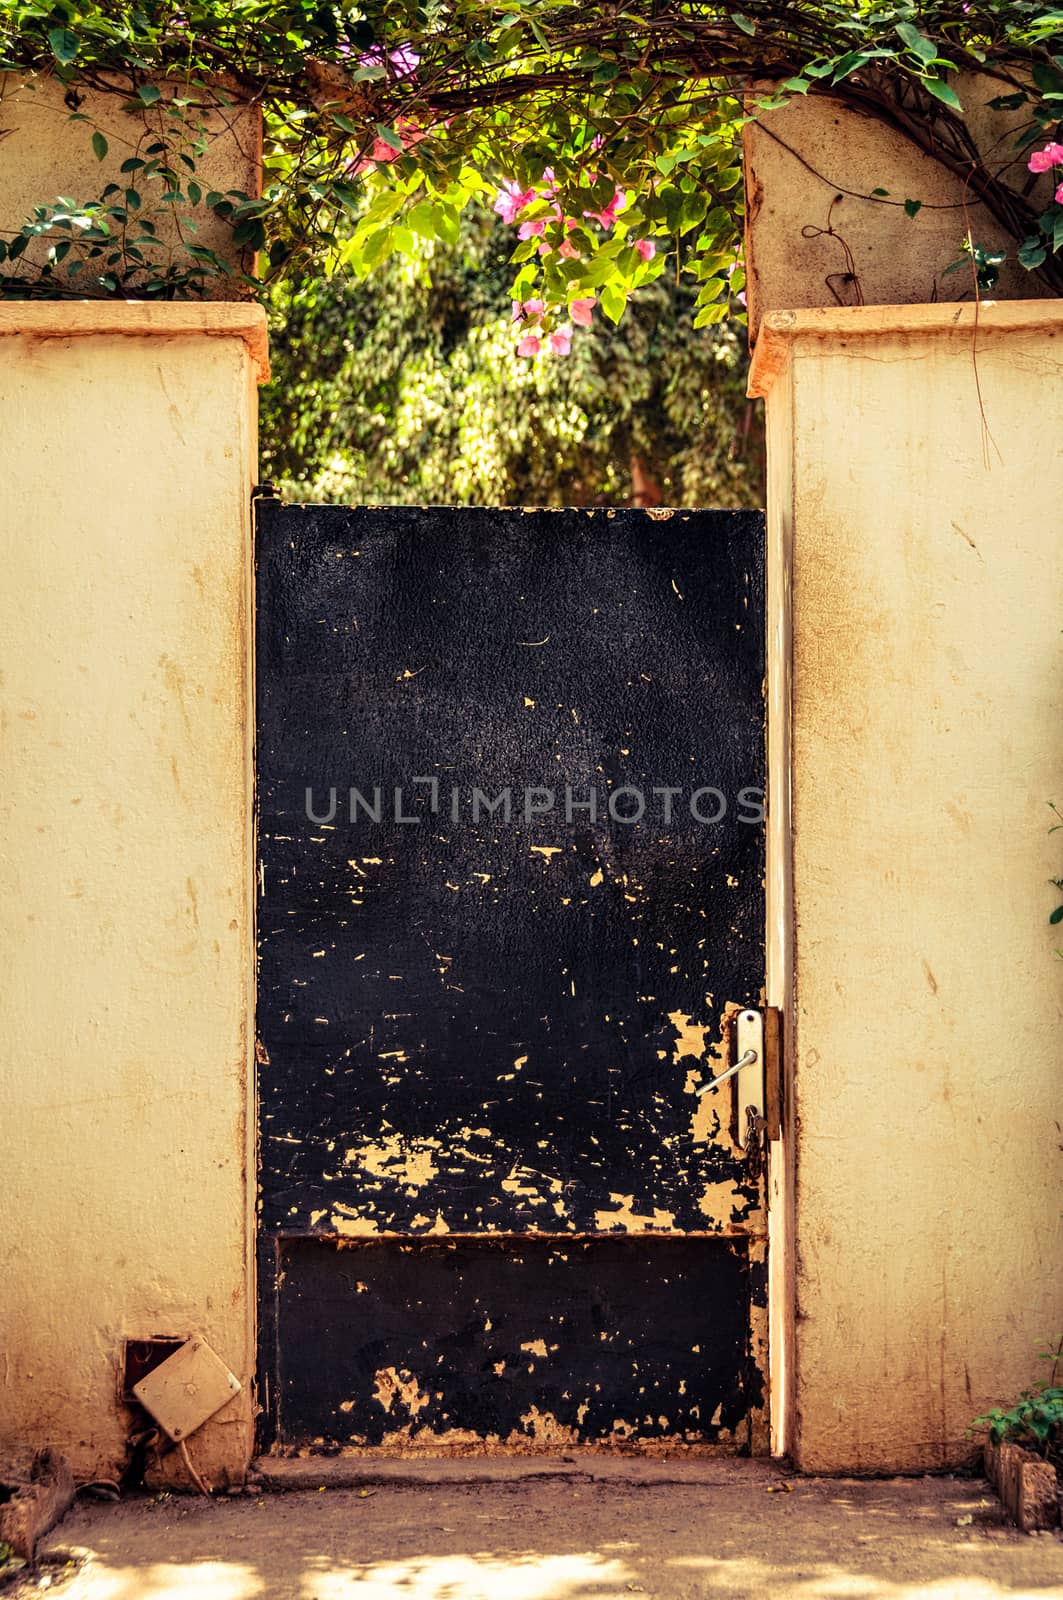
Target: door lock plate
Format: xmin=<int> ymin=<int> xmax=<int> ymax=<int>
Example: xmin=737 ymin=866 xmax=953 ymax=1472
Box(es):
xmin=734 ymin=1007 xmax=765 ymax=1151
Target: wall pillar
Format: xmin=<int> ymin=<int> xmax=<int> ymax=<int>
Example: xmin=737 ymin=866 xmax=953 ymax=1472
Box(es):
xmin=752 ymin=301 xmax=1063 ymax=1472
xmin=0 ymin=304 xmax=267 ymax=1487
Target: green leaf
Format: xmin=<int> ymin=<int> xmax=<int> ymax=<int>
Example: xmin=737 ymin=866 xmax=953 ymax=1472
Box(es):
xmin=903 ymin=198 xmax=922 ymax=219
xmin=1033 ymin=61 xmax=1063 ymax=95
xmin=374 ymin=124 xmax=405 ymax=154
xmin=923 ymin=77 xmax=963 ymax=112
xmin=731 ymin=13 xmax=756 ymax=35
xmin=1049 ymin=905 xmax=1063 ymax=925
xmin=693 ymin=300 xmax=728 ymax=328
xmin=92 ymin=130 xmax=108 ymax=162
xmin=407 ymin=201 xmax=440 ymax=239
xmin=832 ymin=51 xmax=873 ymax=83
xmin=233 ymin=217 xmax=266 ymax=250
xmin=47 ymin=27 xmax=79 ymax=64
xmin=1019 ymin=236 xmax=1048 ymax=270
xmin=332 ymin=183 xmax=361 ymax=214
xmin=895 ymin=22 xmax=936 ymax=63
xmin=600 ymin=282 xmax=627 ymax=323
xmin=137 ymin=84 xmax=163 ymax=106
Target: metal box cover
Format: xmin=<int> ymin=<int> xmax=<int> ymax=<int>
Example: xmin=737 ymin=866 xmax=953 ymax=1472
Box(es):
xmin=131 ymin=1338 xmax=241 ymax=1441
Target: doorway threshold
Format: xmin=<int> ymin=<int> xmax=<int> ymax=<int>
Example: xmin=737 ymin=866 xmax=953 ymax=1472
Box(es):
xmin=252 ymin=1455 xmax=791 ymax=1492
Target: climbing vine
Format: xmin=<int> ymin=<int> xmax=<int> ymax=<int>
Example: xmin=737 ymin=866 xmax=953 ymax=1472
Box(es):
xmin=2 ymin=2 xmax=1063 ymax=335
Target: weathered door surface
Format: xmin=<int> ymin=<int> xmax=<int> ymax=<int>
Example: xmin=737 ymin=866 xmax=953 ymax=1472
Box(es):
xmin=256 ymin=501 xmax=767 ymax=1454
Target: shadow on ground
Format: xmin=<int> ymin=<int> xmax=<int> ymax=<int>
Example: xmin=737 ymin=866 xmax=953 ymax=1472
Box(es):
xmin=30 ymin=1473 xmax=1063 ymax=1600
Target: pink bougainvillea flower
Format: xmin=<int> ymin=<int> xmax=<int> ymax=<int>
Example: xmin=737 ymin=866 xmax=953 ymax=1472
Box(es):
xmin=1056 ymin=180 xmax=1063 ymax=204
xmin=538 ymin=211 xmax=580 ymax=257
xmin=387 ymin=45 xmax=421 ymax=76
xmin=354 ymin=42 xmax=421 ymax=76
xmin=1028 ymin=142 xmax=1063 ymax=173
xmin=511 ymin=298 xmax=545 ymax=322
xmin=493 ymin=181 xmax=536 ymax=225
xmin=351 ymin=136 xmax=401 ymax=172
xmin=570 ymin=297 xmax=595 ymax=327
xmin=634 ymin=239 xmax=656 ymax=263
xmin=518 ymin=216 xmax=547 ymax=239
xmin=549 ymin=326 xmax=573 ymax=356
xmin=585 ymin=188 xmax=627 ymax=230
xmin=517 ymin=334 xmax=542 ymax=357
xmin=349 ymin=117 xmax=426 ymax=173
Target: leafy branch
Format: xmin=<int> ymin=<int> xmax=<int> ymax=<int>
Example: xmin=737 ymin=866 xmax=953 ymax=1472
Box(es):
xmin=2 ymin=1 xmax=1063 ymax=324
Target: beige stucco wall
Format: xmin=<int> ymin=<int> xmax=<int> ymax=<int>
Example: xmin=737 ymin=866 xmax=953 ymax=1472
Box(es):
xmin=0 ymin=73 xmax=261 ymax=294
xmin=752 ymin=301 xmax=1063 ymax=1472
xmin=743 ymin=76 xmax=1053 ymax=342
xmin=0 ymin=304 xmax=266 ymax=1487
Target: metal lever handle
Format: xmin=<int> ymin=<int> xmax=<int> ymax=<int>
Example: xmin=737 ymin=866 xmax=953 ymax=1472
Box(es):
xmin=695 ymin=1047 xmax=757 ymax=1097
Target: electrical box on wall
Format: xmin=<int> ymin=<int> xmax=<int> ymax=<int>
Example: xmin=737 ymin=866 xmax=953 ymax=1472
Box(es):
xmin=131 ymin=1337 xmax=241 ymax=1441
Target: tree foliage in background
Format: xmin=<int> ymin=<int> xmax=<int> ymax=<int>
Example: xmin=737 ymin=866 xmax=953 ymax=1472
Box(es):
xmin=3 ymin=2 xmax=1063 ymax=321
xmin=261 ymin=205 xmax=762 ymax=507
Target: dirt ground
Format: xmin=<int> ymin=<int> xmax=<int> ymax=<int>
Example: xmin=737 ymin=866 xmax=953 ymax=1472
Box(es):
xmin=16 ymin=1463 xmax=1063 ymax=1600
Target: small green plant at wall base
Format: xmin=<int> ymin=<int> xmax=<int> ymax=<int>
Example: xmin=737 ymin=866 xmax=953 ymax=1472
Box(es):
xmin=974 ymin=1338 xmax=1063 ymax=1474
xmin=4 ymin=1 xmax=1063 ymax=331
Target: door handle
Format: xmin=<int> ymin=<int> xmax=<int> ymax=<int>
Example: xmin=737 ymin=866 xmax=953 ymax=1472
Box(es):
xmin=694 ymin=1047 xmax=757 ymax=1096
xmin=693 ymin=1008 xmax=773 ymax=1151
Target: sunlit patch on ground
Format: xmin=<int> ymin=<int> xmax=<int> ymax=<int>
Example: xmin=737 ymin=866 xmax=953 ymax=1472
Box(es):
xmin=20 ymin=1476 xmax=1063 ymax=1600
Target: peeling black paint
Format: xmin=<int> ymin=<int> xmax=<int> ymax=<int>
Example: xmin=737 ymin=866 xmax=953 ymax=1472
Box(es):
xmin=257 ymin=504 xmax=765 ymax=1236
xmin=274 ymin=1237 xmax=760 ymax=1449
xmin=255 ymin=503 xmax=767 ymax=1452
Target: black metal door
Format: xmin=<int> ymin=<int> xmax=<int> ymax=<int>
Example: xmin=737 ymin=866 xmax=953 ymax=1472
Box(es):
xmin=256 ymin=502 xmax=767 ymax=1454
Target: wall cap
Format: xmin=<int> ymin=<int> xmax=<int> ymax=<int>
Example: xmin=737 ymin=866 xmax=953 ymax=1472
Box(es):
xmin=748 ymin=298 xmax=1063 ymax=399
xmin=0 ymin=301 xmax=270 ymax=384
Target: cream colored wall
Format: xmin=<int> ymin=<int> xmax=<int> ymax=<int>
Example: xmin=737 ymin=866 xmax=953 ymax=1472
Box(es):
xmin=743 ymin=77 xmax=1052 ymax=344
xmin=0 ymin=304 xmax=265 ymax=1488
xmin=0 ymin=73 xmax=260 ymax=294
xmin=752 ymin=301 xmax=1063 ymax=1473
